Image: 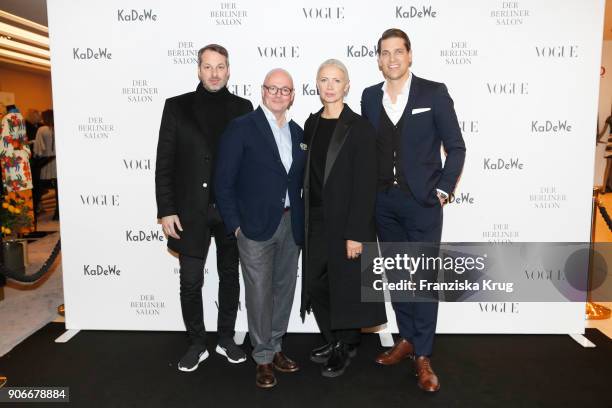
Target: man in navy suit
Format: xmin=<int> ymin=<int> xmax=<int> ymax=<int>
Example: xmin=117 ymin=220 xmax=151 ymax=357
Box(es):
xmin=361 ymin=28 xmax=466 ymax=393
xmin=215 ymin=68 xmax=306 ymax=389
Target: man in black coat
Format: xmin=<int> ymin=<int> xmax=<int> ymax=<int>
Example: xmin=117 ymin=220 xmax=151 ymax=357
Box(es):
xmin=155 ymin=44 xmax=253 ymax=372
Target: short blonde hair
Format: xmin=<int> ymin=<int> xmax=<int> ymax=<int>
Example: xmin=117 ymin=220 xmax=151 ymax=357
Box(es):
xmin=316 ymin=58 xmax=349 ymax=82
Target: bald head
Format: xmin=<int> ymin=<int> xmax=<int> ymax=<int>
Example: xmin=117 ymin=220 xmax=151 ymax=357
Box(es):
xmin=261 ymin=68 xmax=295 ymax=121
xmin=264 ymin=68 xmax=294 ymax=88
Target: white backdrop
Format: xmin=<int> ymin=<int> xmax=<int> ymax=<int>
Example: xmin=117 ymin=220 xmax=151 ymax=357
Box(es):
xmin=47 ymin=0 xmax=605 ymax=334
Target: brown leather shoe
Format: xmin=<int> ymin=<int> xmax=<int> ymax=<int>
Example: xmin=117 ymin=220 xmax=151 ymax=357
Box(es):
xmin=375 ymin=339 xmax=415 ymax=365
xmin=414 ymin=356 xmax=440 ymax=392
xmin=273 ymin=352 xmax=300 ymax=373
xmin=255 ymin=364 xmax=277 ymax=388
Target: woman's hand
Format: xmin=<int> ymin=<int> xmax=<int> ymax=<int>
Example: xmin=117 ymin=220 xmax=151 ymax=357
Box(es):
xmin=346 ymin=240 xmax=362 ymax=260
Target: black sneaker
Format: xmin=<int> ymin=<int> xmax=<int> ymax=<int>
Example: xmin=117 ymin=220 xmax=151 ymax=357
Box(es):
xmin=178 ymin=345 xmax=209 ymax=372
xmin=216 ymin=339 xmax=247 ymax=364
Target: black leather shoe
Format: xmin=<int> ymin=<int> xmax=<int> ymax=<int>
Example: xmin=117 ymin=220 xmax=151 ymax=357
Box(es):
xmin=321 ymin=342 xmax=351 ymax=378
xmin=310 ymin=343 xmax=334 ymax=363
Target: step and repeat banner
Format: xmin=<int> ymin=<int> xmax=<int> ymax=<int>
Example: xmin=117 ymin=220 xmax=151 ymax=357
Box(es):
xmin=47 ymin=0 xmax=605 ymax=333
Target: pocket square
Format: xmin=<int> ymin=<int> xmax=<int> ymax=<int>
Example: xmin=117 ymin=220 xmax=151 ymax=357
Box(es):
xmin=300 ymin=143 xmax=308 ymax=151
xmin=412 ymin=108 xmax=431 ymax=114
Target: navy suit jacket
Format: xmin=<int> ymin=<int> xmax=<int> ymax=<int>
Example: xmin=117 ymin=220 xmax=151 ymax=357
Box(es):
xmin=215 ymin=106 xmax=305 ymax=245
xmin=361 ymin=75 xmax=466 ymax=206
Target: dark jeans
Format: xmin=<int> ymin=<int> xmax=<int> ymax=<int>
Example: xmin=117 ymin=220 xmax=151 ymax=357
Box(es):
xmin=376 ymin=186 xmax=442 ymax=357
xmin=307 ymin=207 xmax=360 ymax=346
xmin=179 ymin=205 xmax=240 ymax=346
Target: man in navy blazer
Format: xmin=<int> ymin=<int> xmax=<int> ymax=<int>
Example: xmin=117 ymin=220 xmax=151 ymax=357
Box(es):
xmin=361 ymin=29 xmax=466 ymax=393
xmin=215 ymin=68 xmax=305 ymax=389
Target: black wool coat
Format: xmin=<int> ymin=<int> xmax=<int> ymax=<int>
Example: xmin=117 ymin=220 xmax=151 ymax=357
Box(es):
xmin=155 ymin=84 xmax=253 ymax=257
xmin=301 ymin=104 xmax=387 ymax=330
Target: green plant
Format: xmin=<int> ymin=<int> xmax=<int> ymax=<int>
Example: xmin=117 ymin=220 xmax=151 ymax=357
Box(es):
xmin=1 ymin=195 xmax=33 ymax=239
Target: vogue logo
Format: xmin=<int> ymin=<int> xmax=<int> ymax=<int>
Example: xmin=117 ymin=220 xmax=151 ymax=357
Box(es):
xmin=126 ymin=230 xmax=164 ymax=242
xmin=84 ymin=264 xmax=121 ymax=276
xmin=117 ymin=9 xmax=158 ymax=22
xmin=524 ymin=269 xmax=564 ymax=280
xmin=302 ymin=7 xmax=344 ymax=19
xmin=73 ymin=48 xmax=112 ymax=60
xmin=483 ymin=158 xmax=524 ymax=170
xmin=448 ymin=192 xmax=475 ymax=205
xmin=229 ymin=84 xmax=253 ymax=98
xmin=80 ymin=194 xmax=120 ymax=206
xmin=257 ymin=46 xmax=300 ymax=58
xmin=396 ymin=5 xmax=438 ymax=18
xmin=459 ymin=120 xmax=479 ymax=134
xmin=486 ymin=82 xmax=528 ymax=95
xmin=535 ymin=45 xmax=578 ymax=58
xmin=123 ymin=159 xmax=151 ymax=170
xmin=302 ymin=83 xmax=320 ymax=96
xmin=478 ymin=302 xmax=519 ymax=313
xmin=531 ymin=120 xmax=572 ymax=133
xmin=346 ymin=45 xmax=378 ymax=58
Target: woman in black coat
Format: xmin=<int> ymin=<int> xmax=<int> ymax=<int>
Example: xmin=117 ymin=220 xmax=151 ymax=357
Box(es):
xmin=301 ymin=59 xmax=387 ymax=377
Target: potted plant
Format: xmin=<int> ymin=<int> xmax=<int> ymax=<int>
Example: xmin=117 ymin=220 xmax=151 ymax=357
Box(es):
xmin=1 ymin=195 xmax=34 ymax=276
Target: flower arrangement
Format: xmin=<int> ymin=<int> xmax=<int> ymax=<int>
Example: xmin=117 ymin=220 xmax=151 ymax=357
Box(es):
xmin=0 ymin=195 xmax=33 ymax=240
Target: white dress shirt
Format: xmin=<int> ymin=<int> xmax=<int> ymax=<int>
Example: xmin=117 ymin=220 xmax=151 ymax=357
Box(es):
xmin=381 ymin=72 xmax=412 ymax=126
xmin=261 ymin=103 xmax=293 ymax=206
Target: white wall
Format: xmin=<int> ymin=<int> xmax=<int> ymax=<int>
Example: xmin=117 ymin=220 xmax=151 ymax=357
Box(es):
xmin=47 ymin=0 xmax=605 ymax=334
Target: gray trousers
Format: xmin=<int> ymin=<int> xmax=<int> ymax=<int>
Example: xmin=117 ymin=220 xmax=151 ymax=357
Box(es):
xmin=236 ymin=211 xmax=300 ymax=364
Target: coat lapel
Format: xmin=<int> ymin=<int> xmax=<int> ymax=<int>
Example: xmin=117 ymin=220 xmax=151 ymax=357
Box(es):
xmin=369 ymin=84 xmax=384 ymax=131
xmin=303 ymin=112 xmax=319 ymax=191
xmin=324 ymin=104 xmax=355 ymax=186
xmin=288 ymin=120 xmax=301 ymax=177
xmin=253 ymin=107 xmax=286 ymax=174
xmin=400 ymin=74 xmax=421 ymax=133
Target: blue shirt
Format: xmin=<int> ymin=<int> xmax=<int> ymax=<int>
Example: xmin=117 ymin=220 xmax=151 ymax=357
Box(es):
xmin=261 ymin=103 xmax=293 ymax=207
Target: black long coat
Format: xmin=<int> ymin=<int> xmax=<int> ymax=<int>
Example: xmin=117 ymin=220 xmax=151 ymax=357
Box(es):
xmin=300 ymin=104 xmax=387 ymax=330
xmin=155 ymin=84 xmax=253 ymax=257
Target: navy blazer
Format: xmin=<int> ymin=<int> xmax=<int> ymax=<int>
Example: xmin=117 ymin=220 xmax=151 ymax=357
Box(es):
xmin=361 ymin=75 xmax=466 ymax=206
xmin=215 ymin=106 xmax=305 ymax=245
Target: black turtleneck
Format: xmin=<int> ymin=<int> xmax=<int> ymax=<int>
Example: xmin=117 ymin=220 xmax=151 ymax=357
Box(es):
xmin=196 ymin=83 xmax=233 ymax=203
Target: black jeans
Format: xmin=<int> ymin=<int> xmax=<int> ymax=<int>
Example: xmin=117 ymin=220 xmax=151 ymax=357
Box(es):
xmin=307 ymin=207 xmax=360 ymax=346
xmin=179 ymin=205 xmax=240 ymax=345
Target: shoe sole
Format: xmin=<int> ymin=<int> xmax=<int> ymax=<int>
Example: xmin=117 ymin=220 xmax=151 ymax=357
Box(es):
xmin=178 ymin=350 xmax=209 ymax=372
xmin=417 ymin=382 xmax=441 ymax=393
xmin=215 ymin=345 xmax=247 ymax=364
xmin=256 ymin=378 xmax=277 ymax=389
xmin=321 ymin=357 xmax=351 ymax=378
xmin=272 ymin=363 xmax=300 ymax=373
xmin=375 ymin=353 xmax=414 ymax=366
xmin=310 ymin=355 xmax=328 ymax=364
xmin=311 ymin=348 xmax=357 ymax=364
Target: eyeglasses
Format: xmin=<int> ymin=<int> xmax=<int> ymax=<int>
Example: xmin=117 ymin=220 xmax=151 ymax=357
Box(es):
xmin=263 ymin=85 xmax=293 ymax=96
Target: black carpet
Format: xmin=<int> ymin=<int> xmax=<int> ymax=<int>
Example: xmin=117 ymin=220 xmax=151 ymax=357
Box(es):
xmin=0 ymin=324 xmax=610 ymax=408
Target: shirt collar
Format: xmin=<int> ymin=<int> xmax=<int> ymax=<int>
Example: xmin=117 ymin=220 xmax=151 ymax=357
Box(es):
xmin=381 ymin=72 xmax=412 ymax=99
xmin=260 ymin=103 xmax=292 ymax=127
